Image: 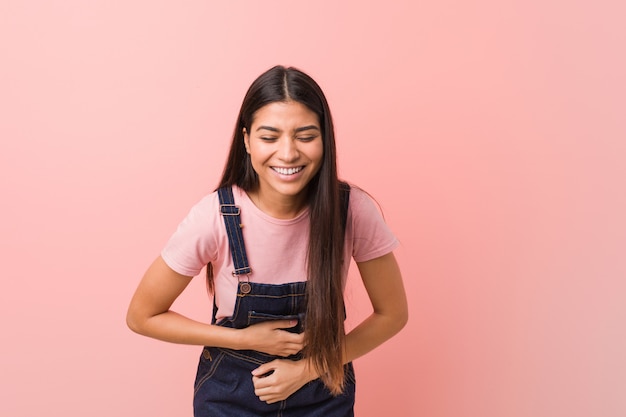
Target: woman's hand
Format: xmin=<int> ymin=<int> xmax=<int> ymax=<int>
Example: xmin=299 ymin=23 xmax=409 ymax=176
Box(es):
xmin=239 ymin=320 xmax=304 ymax=357
xmin=251 ymin=359 xmax=317 ymax=404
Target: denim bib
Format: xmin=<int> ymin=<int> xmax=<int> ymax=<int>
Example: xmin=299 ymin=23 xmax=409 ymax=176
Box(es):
xmin=193 ymin=186 xmax=355 ymax=417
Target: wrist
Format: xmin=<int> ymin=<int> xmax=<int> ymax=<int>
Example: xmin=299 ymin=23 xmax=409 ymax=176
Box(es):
xmin=233 ymin=326 xmax=249 ymax=351
xmin=301 ymin=359 xmax=320 ymax=382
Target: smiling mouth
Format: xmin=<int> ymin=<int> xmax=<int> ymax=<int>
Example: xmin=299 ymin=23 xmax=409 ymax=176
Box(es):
xmin=272 ymin=166 xmax=304 ymax=175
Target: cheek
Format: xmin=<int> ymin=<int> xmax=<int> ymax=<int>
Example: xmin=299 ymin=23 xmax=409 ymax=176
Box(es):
xmin=248 ymin=145 xmax=272 ymax=171
xmin=314 ymin=143 xmax=324 ymax=163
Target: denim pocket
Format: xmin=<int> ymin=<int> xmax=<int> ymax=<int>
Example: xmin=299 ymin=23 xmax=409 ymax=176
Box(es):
xmin=247 ymin=311 xmax=305 ymax=333
xmin=193 ymin=347 xmax=224 ymax=395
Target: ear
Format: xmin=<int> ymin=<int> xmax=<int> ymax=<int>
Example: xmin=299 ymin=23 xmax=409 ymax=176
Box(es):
xmin=243 ymin=128 xmax=250 ymax=154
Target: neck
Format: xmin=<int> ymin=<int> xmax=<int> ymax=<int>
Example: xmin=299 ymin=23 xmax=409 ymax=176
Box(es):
xmin=248 ymin=188 xmax=308 ymax=219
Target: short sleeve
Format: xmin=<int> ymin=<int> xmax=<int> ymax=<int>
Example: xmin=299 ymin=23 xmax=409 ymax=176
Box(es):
xmin=348 ymin=187 xmax=399 ymax=263
xmin=160 ymin=194 xmax=220 ymax=277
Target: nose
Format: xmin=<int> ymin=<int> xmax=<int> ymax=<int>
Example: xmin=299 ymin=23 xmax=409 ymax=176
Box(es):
xmin=277 ymin=137 xmax=299 ymax=161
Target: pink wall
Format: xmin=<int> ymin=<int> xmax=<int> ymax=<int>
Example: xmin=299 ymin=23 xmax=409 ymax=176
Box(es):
xmin=2 ymin=1 xmax=625 ymax=416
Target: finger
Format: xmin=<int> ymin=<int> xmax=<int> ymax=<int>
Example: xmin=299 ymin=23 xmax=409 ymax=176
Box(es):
xmin=272 ymin=319 xmax=299 ymax=330
xmin=252 ymin=374 xmax=277 ymax=393
xmin=253 ymin=384 xmax=282 ymax=404
xmin=251 ymin=361 xmax=276 ymax=377
xmin=260 ymin=395 xmax=281 ymax=404
xmin=252 ymin=375 xmax=271 ymax=390
xmin=257 ymin=392 xmax=280 ymax=404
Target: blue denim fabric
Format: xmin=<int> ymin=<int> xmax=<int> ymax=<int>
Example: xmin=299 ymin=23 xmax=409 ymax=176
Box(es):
xmin=193 ymin=281 xmax=356 ymax=416
xmin=218 ymin=187 xmax=252 ymax=275
xmin=193 ymin=188 xmax=354 ymax=416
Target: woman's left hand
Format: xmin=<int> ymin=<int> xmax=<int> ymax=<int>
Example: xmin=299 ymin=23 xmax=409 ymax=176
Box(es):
xmin=251 ymin=359 xmax=317 ymax=404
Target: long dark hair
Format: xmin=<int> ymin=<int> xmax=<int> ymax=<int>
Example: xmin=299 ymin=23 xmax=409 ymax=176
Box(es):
xmin=211 ymin=65 xmax=347 ymax=394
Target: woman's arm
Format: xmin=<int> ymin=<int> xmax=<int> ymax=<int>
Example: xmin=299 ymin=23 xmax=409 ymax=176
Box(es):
xmin=126 ymin=256 xmax=304 ymax=356
xmin=344 ymin=251 xmax=408 ymax=362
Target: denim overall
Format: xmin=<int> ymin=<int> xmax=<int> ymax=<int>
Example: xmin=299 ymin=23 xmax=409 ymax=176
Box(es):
xmin=193 ymin=187 xmax=355 ymax=417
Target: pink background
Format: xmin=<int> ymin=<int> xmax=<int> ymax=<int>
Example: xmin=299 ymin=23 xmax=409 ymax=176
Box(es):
xmin=2 ymin=1 xmax=625 ymax=416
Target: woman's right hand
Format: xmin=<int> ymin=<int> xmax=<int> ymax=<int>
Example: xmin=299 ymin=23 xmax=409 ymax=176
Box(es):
xmin=240 ymin=320 xmax=304 ymax=357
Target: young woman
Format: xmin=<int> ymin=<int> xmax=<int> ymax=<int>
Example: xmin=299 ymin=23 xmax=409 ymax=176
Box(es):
xmin=126 ymin=65 xmax=408 ymax=416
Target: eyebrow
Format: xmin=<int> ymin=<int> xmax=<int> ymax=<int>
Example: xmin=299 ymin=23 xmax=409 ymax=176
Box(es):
xmin=255 ymin=125 xmax=320 ymax=133
xmin=295 ymin=125 xmax=320 ymax=133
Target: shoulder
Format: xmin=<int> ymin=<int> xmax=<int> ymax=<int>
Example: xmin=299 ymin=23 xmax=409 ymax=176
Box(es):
xmin=345 ymin=184 xmax=380 ymax=217
xmin=343 ymin=183 xmax=399 ymax=261
xmin=345 ymin=183 xmax=390 ymax=231
xmin=180 ymin=190 xmax=221 ymax=225
xmin=160 ymin=190 xmax=223 ymax=277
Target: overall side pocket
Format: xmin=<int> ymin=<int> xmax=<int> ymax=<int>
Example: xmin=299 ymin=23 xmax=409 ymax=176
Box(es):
xmin=193 ymin=347 xmax=224 ymax=395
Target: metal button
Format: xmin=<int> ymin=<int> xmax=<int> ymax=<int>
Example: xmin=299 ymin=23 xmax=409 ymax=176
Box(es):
xmin=240 ymin=282 xmax=251 ymax=294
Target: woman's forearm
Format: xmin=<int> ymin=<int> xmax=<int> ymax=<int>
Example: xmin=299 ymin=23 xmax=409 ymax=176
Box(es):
xmin=344 ymin=309 xmax=408 ymax=363
xmin=127 ymin=307 xmax=305 ymax=356
xmin=126 ymin=256 xmax=246 ymax=349
xmin=344 ymin=252 xmax=409 ymax=363
xmin=127 ymin=309 xmax=242 ymax=348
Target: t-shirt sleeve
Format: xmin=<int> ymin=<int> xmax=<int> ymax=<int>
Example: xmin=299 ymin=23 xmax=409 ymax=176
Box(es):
xmin=349 ymin=188 xmax=399 ymax=263
xmin=160 ymin=194 xmax=219 ymax=277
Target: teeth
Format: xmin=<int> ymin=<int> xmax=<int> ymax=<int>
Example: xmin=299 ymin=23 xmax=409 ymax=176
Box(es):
xmin=273 ymin=166 xmax=303 ymax=175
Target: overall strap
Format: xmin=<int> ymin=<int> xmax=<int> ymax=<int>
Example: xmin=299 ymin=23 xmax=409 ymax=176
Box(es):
xmin=218 ymin=187 xmax=252 ymax=276
xmin=211 ymin=184 xmax=350 ymax=324
xmin=218 ymin=184 xmax=348 ymax=276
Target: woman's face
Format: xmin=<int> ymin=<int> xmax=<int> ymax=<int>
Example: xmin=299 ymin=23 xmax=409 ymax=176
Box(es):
xmin=243 ymin=100 xmax=323 ymax=209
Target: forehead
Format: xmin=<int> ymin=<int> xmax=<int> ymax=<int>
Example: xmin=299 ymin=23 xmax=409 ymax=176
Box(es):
xmin=251 ymin=101 xmax=319 ymax=129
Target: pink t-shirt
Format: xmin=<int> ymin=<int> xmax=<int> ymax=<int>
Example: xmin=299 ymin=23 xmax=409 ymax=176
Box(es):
xmin=161 ymin=185 xmax=398 ymax=320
